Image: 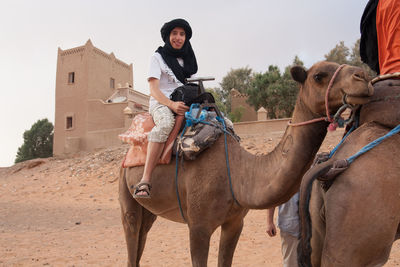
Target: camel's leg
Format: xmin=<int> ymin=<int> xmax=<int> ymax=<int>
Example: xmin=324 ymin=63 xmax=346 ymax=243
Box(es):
xmin=119 ymin=169 xmax=157 ymax=267
xmin=188 ymin=225 xmax=213 ymax=267
xmin=309 ymin=182 xmax=326 ymax=267
xmin=217 ymin=216 xmax=244 ymax=267
xmin=137 ymin=208 xmax=157 ymax=263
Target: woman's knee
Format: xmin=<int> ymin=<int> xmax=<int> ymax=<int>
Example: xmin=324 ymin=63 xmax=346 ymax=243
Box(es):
xmin=157 ymin=109 xmax=175 ymax=131
xmin=149 ymin=107 xmax=175 ymax=142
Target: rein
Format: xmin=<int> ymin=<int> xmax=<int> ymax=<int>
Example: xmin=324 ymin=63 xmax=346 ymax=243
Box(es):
xmin=288 ymin=64 xmax=347 ymax=130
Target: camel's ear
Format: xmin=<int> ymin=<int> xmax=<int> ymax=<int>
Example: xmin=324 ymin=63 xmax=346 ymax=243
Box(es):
xmin=290 ymin=66 xmax=307 ymax=84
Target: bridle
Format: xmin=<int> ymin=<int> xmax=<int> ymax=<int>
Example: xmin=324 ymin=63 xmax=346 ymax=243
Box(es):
xmin=288 ymin=64 xmax=349 ymax=131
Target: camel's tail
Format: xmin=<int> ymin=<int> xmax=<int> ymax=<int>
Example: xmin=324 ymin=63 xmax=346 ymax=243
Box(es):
xmin=297 ymin=161 xmax=334 ymax=267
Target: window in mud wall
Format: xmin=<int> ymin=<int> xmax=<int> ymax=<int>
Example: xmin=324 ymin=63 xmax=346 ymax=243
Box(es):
xmin=66 ymin=116 xmax=73 ymax=129
xmin=110 ymin=78 xmax=115 ymax=89
xmin=68 ymin=72 xmax=75 ymax=84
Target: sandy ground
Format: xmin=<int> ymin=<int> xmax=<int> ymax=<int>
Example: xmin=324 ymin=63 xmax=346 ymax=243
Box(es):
xmin=1 ymin=129 xmax=400 ymax=266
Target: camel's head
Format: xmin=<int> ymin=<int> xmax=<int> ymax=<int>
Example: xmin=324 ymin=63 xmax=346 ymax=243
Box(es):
xmin=290 ymin=61 xmax=373 ymax=116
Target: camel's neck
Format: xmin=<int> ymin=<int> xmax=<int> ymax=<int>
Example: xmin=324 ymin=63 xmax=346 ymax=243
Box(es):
xmin=231 ymin=99 xmax=328 ymax=209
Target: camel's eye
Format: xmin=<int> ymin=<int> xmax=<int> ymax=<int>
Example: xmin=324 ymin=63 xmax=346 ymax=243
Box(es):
xmin=313 ymin=72 xmax=327 ymax=83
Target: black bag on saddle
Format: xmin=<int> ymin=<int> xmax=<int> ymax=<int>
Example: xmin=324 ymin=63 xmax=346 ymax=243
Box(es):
xmin=170 ymin=83 xmax=215 ymax=107
xmin=175 ymin=108 xmax=223 ymax=160
xmin=174 ymin=104 xmax=237 ymax=161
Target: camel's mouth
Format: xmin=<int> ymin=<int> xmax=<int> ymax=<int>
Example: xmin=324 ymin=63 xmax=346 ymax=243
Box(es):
xmin=341 ymin=81 xmax=374 ymax=105
xmin=344 ymin=95 xmax=372 ymax=105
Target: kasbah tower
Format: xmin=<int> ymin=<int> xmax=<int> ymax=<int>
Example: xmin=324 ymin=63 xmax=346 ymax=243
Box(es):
xmin=53 ymin=39 xmax=149 ymax=156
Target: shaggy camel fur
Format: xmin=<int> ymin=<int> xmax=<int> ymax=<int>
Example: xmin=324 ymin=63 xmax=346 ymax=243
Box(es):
xmin=119 ymin=61 xmax=372 ymax=267
xmin=298 ymin=79 xmax=400 ymax=267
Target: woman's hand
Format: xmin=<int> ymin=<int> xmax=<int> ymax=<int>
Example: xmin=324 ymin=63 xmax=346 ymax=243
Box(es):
xmin=266 ymin=207 xmax=277 ymax=237
xmin=148 ymin=78 xmax=189 ymax=115
xmin=169 ymin=101 xmax=189 ymax=115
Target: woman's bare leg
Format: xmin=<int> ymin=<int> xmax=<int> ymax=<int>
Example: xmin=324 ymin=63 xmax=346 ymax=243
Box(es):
xmin=134 ymin=141 xmax=164 ymax=197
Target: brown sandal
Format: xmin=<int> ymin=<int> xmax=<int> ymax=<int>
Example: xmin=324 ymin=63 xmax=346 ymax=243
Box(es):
xmin=133 ymin=182 xmax=152 ymax=199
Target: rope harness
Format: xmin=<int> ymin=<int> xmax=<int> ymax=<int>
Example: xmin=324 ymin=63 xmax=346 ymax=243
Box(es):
xmin=288 ymin=64 xmax=348 ymax=130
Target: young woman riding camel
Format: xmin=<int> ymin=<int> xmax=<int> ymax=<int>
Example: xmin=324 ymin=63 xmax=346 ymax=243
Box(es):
xmin=133 ymin=18 xmax=198 ymax=198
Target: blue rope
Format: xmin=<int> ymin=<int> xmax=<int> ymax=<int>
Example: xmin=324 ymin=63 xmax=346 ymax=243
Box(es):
xmin=184 ymin=103 xmax=208 ymax=126
xmin=175 ymin=124 xmax=187 ymax=222
xmin=217 ymin=117 xmax=241 ymax=206
xmin=347 ymin=124 xmax=400 ymax=164
xmin=328 ymin=124 xmax=356 ymax=158
xmin=185 ymin=104 xmax=237 ymax=138
xmin=328 ymin=113 xmax=360 ymax=159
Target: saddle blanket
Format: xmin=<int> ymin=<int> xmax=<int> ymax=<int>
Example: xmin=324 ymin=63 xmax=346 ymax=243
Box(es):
xmin=119 ymin=113 xmax=184 ymax=167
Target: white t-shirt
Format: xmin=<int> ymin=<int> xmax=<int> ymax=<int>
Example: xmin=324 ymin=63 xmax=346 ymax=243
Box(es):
xmin=148 ymin=52 xmax=184 ymax=110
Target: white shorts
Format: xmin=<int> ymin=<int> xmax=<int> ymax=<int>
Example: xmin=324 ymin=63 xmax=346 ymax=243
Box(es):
xmin=148 ymin=104 xmax=175 ymax=143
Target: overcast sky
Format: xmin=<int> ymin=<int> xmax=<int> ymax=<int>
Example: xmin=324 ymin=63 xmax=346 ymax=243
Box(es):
xmin=0 ymin=0 xmax=368 ymax=167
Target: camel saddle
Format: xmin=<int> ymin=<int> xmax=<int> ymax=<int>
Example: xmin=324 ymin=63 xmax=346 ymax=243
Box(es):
xmin=119 ymin=113 xmax=184 ymax=168
xmin=359 ymin=78 xmax=400 ymax=128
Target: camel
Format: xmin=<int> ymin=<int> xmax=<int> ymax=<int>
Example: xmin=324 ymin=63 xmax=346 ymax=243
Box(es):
xmin=118 ymin=61 xmax=372 ymax=267
xmin=298 ymin=78 xmax=400 ymax=267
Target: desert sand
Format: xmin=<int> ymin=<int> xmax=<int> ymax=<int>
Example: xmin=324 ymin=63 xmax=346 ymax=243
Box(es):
xmin=1 ymin=128 xmax=400 ymax=266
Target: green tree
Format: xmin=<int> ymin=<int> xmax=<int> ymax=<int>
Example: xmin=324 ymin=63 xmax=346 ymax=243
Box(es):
xmin=247 ymin=65 xmax=281 ymax=118
xmin=325 ymin=40 xmax=376 ymax=78
xmin=292 ymin=55 xmax=304 ymax=67
xmin=349 ymin=39 xmax=363 ymax=66
xmin=15 ymin=119 xmax=54 ymax=163
xmin=324 ymin=41 xmax=350 ymax=64
xmin=220 ymin=67 xmax=253 ymax=113
xmin=220 ymin=66 xmax=253 ymax=94
xmin=206 ymin=87 xmax=228 ymax=116
xmin=349 ymin=39 xmax=376 ymax=77
xmin=246 ymin=56 xmax=302 ymax=119
xmin=275 ymin=56 xmax=304 ymax=117
xmin=229 ymin=106 xmax=245 ymax=123
xmin=276 ymin=67 xmax=301 ymax=117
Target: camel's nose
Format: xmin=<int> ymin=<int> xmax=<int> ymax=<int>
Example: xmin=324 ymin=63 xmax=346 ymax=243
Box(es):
xmin=351 ymin=71 xmax=374 ymax=97
xmin=352 ymin=71 xmax=368 ymax=82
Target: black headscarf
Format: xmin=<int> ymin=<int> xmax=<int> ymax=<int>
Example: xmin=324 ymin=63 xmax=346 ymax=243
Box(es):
xmin=156 ymin=18 xmax=198 ymax=84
